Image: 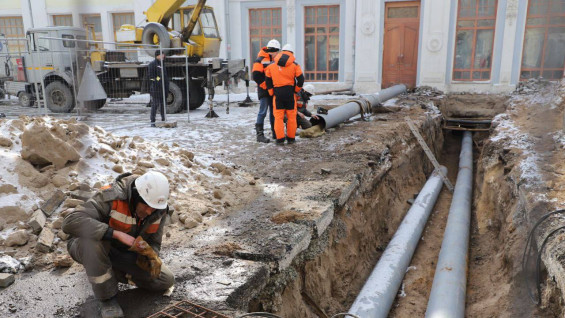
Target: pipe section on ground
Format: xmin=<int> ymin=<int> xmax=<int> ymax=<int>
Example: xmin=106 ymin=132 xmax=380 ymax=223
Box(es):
xmin=425 ymin=131 xmax=473 ymax=318
xmin=313 ymin=84 xmax=407 ymax=130
xmin=348 ymin=166 xmax=448 ymax=318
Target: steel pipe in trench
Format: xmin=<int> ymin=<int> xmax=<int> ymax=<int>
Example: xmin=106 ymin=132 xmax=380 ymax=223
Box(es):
xmin=313 ymin=84 xmax=407 ymax=129
xmin=425 ymin=131 xmax=473 ymax=318
xmin=348 ymin=166 xmax=448 ymax=318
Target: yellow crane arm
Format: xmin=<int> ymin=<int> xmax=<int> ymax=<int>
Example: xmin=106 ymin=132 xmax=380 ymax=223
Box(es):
xmin=144 ymin=0 xmax=188 ymax=25
xmin=182 ymin=0 xmax=207 ymax=41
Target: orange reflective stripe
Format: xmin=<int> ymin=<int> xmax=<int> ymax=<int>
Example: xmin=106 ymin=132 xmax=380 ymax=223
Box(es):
xmin=101 ymin=185 xmax=112 ymax=190
xmin=146 ymin=222 xmax=160 ymax=234
xmin=109 ymin=200 xmax=133 ymax=233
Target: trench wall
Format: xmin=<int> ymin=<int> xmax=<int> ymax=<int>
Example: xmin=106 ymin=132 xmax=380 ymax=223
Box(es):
xmin=248 ymin=115 xmax=444 ymax=317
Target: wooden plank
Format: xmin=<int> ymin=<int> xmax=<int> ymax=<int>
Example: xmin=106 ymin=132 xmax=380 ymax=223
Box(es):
xmin=405 ymin=117 xmax=454 ymax=192
xmin=40 ymin=189 xmax=66 ymax=217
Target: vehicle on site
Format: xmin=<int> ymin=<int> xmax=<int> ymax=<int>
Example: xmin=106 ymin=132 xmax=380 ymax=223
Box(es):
xmin=2 ymin=27 xmax=88 ymax=111
xmin=2 ymin=0 xmax=247 ymax=114
xmin=0 ymin=33 xmax=13 ymax=99
xmin=91 ymin=0 xmax=247 ymax=113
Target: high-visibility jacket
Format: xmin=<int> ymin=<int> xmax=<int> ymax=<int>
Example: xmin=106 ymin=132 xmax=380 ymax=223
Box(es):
xmin=252 ymin=48 xmax=274 ymax=99
xmin=265 ymin=51 xmax=304 ymax=106
xmin=62 ymin=173 xmax=168 ymax=254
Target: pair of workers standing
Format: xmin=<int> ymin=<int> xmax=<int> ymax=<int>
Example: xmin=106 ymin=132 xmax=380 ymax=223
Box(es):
xmin=252 ymin=39 xmax=313 ymax=145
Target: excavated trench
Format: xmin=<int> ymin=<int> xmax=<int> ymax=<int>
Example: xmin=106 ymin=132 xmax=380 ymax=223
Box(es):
xmin=245 ymin=94 xmax=563 ymax=317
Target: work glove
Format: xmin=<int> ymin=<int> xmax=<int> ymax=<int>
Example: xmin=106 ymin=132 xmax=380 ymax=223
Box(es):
xmin=129 ymin=236 xmax=162 ymax=279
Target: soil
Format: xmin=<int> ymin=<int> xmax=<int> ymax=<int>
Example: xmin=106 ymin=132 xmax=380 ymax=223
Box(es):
xmin=1 ymin=81 xmax=565 ymax=318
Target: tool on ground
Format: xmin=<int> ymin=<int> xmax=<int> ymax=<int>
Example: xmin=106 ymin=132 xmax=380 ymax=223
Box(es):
xmin=129 ymin=236 xmax=162 ymax=279
xmin=405 ymin=116 xmax=454 ymax=192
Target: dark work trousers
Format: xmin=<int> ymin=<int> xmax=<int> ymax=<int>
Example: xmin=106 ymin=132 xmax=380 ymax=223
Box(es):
xmin=67 ymin=237 xmax=174 ymax=300
xmin=150 ymin=93 xmax=165 ymax=123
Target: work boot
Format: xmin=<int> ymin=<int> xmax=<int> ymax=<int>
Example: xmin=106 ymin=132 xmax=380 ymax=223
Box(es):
xmin=100 ymin=296 xmax=124 ymax=318
xmin=150 ymin=122 xmax=156 ymax=127
xmin=255 ymin=124 xmax=270 ymax=143
xmin=276 ymin=138 xmax=285 ymax=145
xmin=286 ymin=137 xmax=295 ymax=144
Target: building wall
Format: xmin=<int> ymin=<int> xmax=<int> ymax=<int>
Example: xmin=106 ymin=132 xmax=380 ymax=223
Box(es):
xmin=4 ymin=0 xmax=556 ymax=94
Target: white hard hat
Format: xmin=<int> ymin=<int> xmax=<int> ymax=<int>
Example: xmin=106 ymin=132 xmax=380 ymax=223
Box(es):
xmin=266 ymin=39 xmax=281 ymax=50
xmin=303 ymin=84 xmax=315 ymax=94
xmin=135 ymin=171 xmax=169 ymax=209
xmin=282 ymin=44 xmax=293 ymax=52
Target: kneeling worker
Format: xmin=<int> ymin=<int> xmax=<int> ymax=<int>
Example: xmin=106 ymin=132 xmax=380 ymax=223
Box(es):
xmin=62 ymin=171 xmax=174 ymax=318
xmin=296 ymin=84 xmax=318 ymax=130
xmin=265 ymin=44 xmax=305 ymax=144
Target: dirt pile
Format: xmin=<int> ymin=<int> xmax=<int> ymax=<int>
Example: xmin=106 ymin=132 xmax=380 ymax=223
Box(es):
xmin=514 ymin=77 xmax=552 ymax=95
xmin=0 ymin=115 xmax=253 ymax=276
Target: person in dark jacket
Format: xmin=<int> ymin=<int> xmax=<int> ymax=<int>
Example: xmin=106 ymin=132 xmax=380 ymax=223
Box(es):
xmin=62 ymin=171 xmax=174 ymax=318
xmin=252 ymin=39 xmax=280 ymax=143
xmin=295 ymin=84 xmax=318 ymax=130
xmin=147 ymin=51 xmax=169 ymax=127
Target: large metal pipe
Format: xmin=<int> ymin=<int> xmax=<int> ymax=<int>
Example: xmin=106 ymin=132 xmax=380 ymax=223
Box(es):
xmin=313 ymin=84 xmax=407 ymax=129
xmin=426 ymin=131 xmax=473 ymax=318
xmin=348 ymin=166 xmax=448 ymax=318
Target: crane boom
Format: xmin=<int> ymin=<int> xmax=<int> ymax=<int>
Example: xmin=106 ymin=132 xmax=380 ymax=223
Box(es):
xmin=181 ymin=0 xmax=207 ymax=41
xmin=144 ymin=0 xmax=186 ymax=26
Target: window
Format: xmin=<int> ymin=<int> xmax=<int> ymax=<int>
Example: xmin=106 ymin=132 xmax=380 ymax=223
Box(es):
xmin=33 ymin=32 xmax=50 ymax=51
xmin=0 ymin=16 xmax=25 ymax=53
xmin=304 ymin=5 xmax=340 ymax=82
xmin=200 ymin=9 xmax=219 ymax=38
xmin=62 ymin=34 xmax=75 ymax=48
xmin=249 ymin=8 xmax=282 ymax=60
xmin=112 ymin=12 xmax=134 ymax=41
xmin=53 ymin=15 xmax=73 ymax=27
xmin=453 ymin=0 xmax=497 ymax=81
xmin=82 ymin=14 xmax=102 ymax=42
xmin=521 ymin=0 xmax=565 ymax=80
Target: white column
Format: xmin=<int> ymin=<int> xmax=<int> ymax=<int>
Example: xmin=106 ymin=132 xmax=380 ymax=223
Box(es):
xmin=497 ymin=0 xmax=519 ymax=87
xmin=343 ymin=0 xmax=355 ymax=84
xmin=418 ymin=0 xmax=453 ymax=91
xmin=353 ymin=0 xmax=380 ymax=93
xmin=286 ymin=0 xmax=296 ymax=53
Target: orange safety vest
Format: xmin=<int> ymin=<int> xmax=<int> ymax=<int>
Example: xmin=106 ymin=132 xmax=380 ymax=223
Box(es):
xmin=102 ymin=185 xmax=161 ymax=234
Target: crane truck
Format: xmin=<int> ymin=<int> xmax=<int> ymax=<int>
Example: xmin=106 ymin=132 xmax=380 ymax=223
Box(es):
xmin=2 ymin=0 xmax=248 ymax=114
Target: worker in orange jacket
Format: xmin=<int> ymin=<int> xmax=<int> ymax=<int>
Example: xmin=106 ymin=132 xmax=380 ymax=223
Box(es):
xmin=252 ymin=39 xmax=280 ymax=143
xmin=265 ymin=44 xmax=304 ymax=144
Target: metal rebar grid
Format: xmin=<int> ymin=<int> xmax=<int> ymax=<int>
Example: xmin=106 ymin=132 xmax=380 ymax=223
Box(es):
xmin=146 ymin=300 xmax=231 ymax=318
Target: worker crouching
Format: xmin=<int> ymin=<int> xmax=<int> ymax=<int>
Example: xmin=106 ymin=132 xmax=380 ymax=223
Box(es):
xmin=62 ymin=171 xmax=174 ymax=318
xmin=265 ymin=44 xmax=304 ymax=144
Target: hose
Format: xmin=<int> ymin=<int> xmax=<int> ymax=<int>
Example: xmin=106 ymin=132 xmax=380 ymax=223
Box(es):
xmin=522 ymin=209 xmax=565 ymax=304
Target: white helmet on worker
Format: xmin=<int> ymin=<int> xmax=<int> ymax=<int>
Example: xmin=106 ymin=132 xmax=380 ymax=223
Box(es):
xmin=135 ymin=171 xmax=170 ymax=209
xmin=282 ymin=44 xmax=293 ymax=52
xmin=303 ymin=84 xmax=315 ymax=95
xmin=266 ymin=39 xmax=281 ymax=51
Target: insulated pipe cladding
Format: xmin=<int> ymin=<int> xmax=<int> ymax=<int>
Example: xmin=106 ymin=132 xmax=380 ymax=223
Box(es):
xmin=348 ymin=166 xmax=448 ymax=318
xmin=311 ymin=84 xmax=407 ymax=130
xmin=426 ymin=131 xmax=473 ymax=318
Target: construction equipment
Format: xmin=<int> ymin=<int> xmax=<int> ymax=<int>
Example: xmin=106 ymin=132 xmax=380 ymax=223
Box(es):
xmin=116 ymin=0 xmax=220 ymax=58
xmin=1 ymin=0 xmax=247 ymax=113
xmin=2 ymin=27 xmax=90 ymax=112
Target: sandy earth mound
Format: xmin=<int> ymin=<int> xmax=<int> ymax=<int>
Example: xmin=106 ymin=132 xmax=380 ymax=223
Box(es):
xmin=0 ymin=115 xmax=253 ymax=273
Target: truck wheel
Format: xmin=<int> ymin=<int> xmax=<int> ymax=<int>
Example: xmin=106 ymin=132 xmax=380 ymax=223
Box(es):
xmin=18 ymin=92 xmax=35 ymax=107
xmin=166 ymin=81 xmax=183 ymax=114
xmin=45 ymin=82 xmax=75 ymax=113
xmin=83 ymin=99 xmax=106 ymax=110
xmin=142 ymin=23 xmax=171 ymax=57
xmin=188 ymin=82 xmax=206 ymax=110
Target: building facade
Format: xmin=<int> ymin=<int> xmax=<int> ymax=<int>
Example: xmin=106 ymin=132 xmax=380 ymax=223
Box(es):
xmin=1 ymin=0 xmax=564 ymax=94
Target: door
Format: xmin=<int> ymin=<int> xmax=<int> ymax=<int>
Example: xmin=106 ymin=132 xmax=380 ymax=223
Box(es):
xmin=382 ymin=1 xmax=420 ymax=88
